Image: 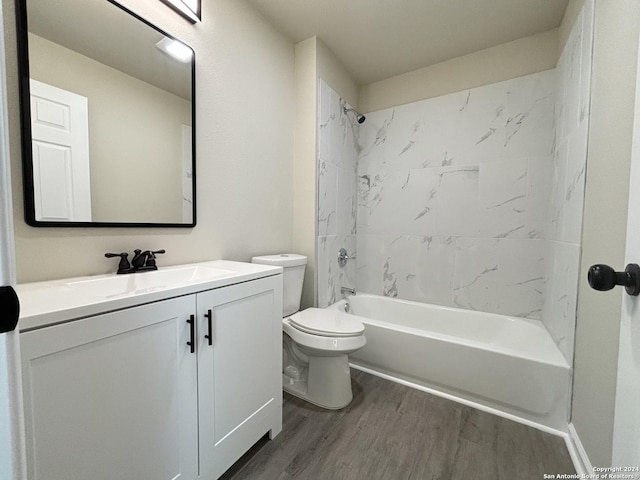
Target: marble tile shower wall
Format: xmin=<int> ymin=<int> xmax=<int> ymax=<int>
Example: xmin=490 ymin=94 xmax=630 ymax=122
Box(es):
xmin=317 ymin=80 xmax=359 ymax=307
xmin=357 ymin=70 xmax=555 ymax=320
xmin=542 ymin=0 xmax=593 ymax=362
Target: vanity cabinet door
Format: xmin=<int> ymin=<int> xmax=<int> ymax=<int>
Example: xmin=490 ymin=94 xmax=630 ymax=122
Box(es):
xmin=20 ymin=296 xmax=198 ymax=480
xmin=197 ymin=275 xmax=283 ymax=479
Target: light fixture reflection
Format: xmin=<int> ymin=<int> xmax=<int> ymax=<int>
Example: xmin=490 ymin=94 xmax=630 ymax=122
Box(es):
xmin=156 ymin=37 xmax=193 ymax=63
xmin=161 ymin=0 xmax=200 ymax=23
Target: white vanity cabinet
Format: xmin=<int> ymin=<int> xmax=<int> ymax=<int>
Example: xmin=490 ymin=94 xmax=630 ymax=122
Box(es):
xmin=18 ymin=262 xmax=283 ymax=480
xmin=197 ymin=276 xmax=283 ymax=479
xmin=20 ymin=296 xmax=199 ymax=480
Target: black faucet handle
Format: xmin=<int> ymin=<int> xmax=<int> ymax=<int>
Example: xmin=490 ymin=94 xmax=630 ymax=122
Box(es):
xmin=105 ymin=252 xmax=131 ymax=274
xmin=146 ymin=249 xmax=166 ymax=268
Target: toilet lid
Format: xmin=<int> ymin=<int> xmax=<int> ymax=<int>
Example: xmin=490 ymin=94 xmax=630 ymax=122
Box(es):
xmin=289 ymin=308 xmax=365 ymax=337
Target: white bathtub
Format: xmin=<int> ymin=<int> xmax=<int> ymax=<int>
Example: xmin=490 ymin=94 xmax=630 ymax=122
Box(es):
xmin=329 ymin=294 xmax=571 ymax=432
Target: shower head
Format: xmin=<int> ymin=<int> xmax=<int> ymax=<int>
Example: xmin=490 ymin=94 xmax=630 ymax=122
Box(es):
xmin=343 ymin=106 xmax=366 ymax=124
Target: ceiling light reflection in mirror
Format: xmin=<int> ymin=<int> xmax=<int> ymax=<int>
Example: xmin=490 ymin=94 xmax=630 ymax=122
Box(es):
xmin=160 ymin=0 xmax=200 ymax=23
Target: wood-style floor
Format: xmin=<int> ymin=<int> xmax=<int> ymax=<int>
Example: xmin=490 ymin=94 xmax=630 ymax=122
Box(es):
xmin=222 ymin=370 xmax=575 ymax=480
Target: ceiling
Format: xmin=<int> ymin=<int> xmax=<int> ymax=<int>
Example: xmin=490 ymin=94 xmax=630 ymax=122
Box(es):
xmin=246 ymin=0 xmax=569 ymax=85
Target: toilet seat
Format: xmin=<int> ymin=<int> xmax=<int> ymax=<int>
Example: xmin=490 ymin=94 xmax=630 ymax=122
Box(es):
xmin=289 ymin=308 xmax=365 ymax=337
xmin=283 ymin=317 xmax=367 ymax=356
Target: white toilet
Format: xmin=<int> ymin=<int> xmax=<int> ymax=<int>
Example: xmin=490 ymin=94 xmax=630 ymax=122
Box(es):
xmin=251 ymin=254 xmax=366 ymax=409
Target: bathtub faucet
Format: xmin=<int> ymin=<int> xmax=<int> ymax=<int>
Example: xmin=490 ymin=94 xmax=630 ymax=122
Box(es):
xmin=341 ymin=286 xmax=356 ymax=296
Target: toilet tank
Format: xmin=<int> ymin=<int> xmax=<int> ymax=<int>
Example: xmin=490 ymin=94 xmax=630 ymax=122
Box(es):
xmin=251 ymin=254 xmax=307 ymax=317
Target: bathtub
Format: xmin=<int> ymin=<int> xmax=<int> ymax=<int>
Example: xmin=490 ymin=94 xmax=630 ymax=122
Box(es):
xmin=329 ymin=294 xmax=571 ymax=432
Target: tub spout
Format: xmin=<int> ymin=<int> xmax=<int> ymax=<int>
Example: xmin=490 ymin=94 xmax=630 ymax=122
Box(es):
xmin=341 ymin=286 xmax=356 ymax=296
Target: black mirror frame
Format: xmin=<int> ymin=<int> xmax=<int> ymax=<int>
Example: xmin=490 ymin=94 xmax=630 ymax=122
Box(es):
xmin=15 ymin=0 xmax=197 ymax=228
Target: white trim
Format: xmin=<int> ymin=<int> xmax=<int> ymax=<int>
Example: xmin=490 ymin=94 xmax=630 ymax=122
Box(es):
xmin=0 ymin=14 xmax=15 ymax=284
xmin=350 ymin=363 xmax=568 ymax=438
xmin=611 ymin=31 xmax=640 ymax=469
xmin=566 ymin=423 xmax=593 ymax=476
xmin=0 ymin=0 xmax=27 ymax=478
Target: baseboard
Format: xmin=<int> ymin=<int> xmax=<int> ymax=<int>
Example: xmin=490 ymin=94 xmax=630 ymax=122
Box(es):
xmin=566 ymin=423 xmax=593 ymax=476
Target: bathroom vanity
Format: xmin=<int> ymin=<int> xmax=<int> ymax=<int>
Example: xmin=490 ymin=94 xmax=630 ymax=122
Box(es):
xmin=16 ymin=261 xmax=283 ymax=480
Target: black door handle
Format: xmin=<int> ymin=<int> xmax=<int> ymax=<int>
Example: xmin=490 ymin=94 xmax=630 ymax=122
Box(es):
xmin=0 ymin=286 xmax=19 ymax=333
xmin=587 ymin=263 xmax=640 ymax=296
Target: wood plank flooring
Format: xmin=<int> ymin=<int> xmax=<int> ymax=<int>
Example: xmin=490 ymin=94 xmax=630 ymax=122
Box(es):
xmin=221 ymin=370 xmax=575 ymax=480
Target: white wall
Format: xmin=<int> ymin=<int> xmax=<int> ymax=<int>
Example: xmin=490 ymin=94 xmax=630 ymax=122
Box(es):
xmin=316 ymin=39 xmax=359 ymax=110
xmin=360 ymin=29 xmax=559 ymax=114
xmin=3 ymin=0 xmax=295 ymax=283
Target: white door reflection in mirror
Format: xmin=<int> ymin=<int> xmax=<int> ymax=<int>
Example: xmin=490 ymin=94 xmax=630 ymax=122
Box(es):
xmin=181 ymin=124 xmax=192 ymax=223
xmin=30 ymin=79 xmax=91 ymax=221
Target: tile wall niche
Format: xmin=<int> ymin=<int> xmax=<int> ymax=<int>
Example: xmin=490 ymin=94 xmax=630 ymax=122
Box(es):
xmin=316 ymin=79 xmax=359 ymax=307
xmin=316 ymin=0 xmax=592 ymax=363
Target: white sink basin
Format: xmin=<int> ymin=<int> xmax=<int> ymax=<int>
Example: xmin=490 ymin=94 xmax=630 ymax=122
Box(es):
xmin=65 ymin=265 xmax=234 ymax=298
xmin=17 ymin=259 xmax=283 ymax=331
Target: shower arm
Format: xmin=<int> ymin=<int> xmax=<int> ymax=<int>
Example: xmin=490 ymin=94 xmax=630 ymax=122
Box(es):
xmin=342 ymin=105 xmax=366 ymax=124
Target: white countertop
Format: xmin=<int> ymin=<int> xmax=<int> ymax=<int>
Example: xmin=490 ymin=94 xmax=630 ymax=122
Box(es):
xmin=16 ymin=260 xmax=282 ymax=331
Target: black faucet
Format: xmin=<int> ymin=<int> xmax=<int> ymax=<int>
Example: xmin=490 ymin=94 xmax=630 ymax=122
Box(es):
xmin=106 ymin=249 xmax=165 ymax=274
xmin=131 ymin=249 xmax=150 ymax=269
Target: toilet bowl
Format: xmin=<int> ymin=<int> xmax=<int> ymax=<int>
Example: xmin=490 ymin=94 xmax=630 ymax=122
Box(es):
xmin=282 ymin=308 xmax=366 ymax=409
xmin=251 ymin=254 xmax=367 ymax=409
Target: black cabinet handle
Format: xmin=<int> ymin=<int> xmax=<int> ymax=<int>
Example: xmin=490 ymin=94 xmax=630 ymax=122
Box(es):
xmin=186 ymin=315 xmax=195 ymax=353
xmin=588 ymin=263 xmax=640 ymax=296
xmin=204 ymin=309 xmax=213 ymax=346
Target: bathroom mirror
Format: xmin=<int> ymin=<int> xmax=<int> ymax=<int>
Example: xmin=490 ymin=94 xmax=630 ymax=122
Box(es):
xmin=16 ymin=0 xmax=196 ymax=227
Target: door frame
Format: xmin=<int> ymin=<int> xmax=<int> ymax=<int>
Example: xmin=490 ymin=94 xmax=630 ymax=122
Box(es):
xmin=611 ymin=31 xmax=640 ymax=469
xmin=0 ymin=0 xmax=27 ymax=478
